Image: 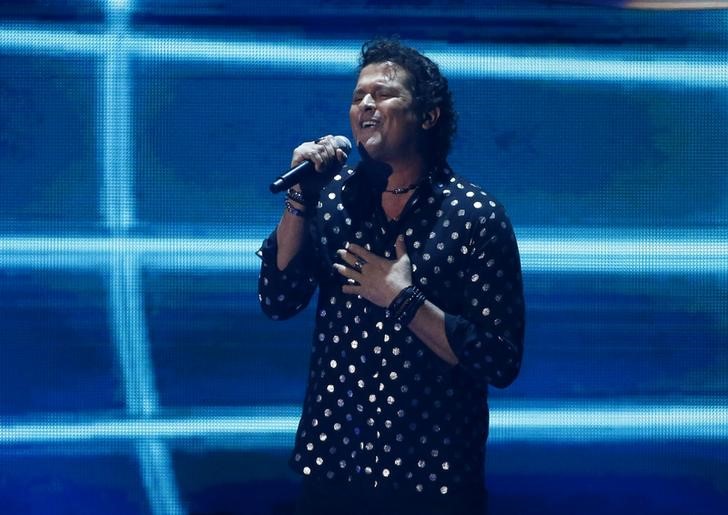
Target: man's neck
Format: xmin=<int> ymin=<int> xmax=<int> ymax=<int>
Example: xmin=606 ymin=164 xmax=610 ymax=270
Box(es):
xmin=379 ymin=158 xmax=427 ymax=222
xmin=386 ymin=158 xmax=426 ymax=190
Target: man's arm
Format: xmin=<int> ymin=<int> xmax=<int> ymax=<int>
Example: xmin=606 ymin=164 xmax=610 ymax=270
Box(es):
xmin=405 ymin=301 xmax=458 ymax=365
xmin=274 ymin=184 xmax=309 ymax=271
xmin=426 ymin=204 xmax=525 ymax=388
xmin=276 ymin=137 xmax=348 ymax=269
xmin=257 ymin=137 xmax=347 ymax=319
xmin=334 ymin=206 xmax=525 ymax=389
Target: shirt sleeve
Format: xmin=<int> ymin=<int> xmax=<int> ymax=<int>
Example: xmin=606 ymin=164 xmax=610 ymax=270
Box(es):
xmin=444 ymin=204 xmax=525 ymax=389
xmin=257 ymin=228 xmax=320 ymax=321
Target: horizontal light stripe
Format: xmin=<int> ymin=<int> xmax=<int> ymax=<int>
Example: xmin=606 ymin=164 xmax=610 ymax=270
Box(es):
xmin=1 ymin=231 xmax=726 ymax=273
xmin=627 ymin=1 xmax=728 ymax=8
xmin=2 ymin=27 xmax=728 ymax=85
xmin=1 ymin=403 xmax=725 ymax=446
xmin=0 ymin=27 xmax=103 ymax=55
xmin=490 ymin=404 xmax=728 ymax=441
xmin=0 ymin=407 xmax=301 ymax=448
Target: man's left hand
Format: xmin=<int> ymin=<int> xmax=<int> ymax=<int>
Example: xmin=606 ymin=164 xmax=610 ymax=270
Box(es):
xmin=334 ymin=236 xmax=412 ymax=308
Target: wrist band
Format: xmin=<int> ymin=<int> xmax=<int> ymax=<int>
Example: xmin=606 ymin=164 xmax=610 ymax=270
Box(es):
xmin=284 ymin=199 xmax=306 ymax=218
xmin=386 ymin=285 xmax=426 ymax=326
xmin=286 ymin=188 xmax=307 ymax=205
xmin=287 ymin=187 xmax=319 ymax=210
xmin=398 ymin=289 xmax=426 ymax=326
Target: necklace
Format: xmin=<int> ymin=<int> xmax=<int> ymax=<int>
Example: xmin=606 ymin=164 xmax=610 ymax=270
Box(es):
xmin=383 ymin=182 xmax=421 ymax=195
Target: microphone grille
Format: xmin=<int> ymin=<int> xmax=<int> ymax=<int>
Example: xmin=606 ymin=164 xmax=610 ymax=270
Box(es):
xmin=333 ymin=135 xmax=353 ymax=154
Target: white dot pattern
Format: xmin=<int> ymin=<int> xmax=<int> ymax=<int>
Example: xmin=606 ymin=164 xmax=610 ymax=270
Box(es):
xmin=258 ymin=166 xmax=525 ymax=495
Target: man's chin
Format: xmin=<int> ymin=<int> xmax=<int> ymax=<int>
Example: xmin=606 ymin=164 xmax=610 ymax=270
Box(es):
xmin=357 ymin=141 xmax=385 ymax=164
xmin=358 ymin=135 xmax=383 ymax=154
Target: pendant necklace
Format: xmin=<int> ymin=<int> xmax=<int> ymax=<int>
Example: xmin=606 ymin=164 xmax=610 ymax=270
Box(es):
xmin=383 ymin=182 xmax=421 ymax=195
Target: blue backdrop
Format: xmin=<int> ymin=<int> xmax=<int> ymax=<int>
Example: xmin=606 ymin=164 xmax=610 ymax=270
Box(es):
xmin=1 ymin=1 xmax=727 ymax=514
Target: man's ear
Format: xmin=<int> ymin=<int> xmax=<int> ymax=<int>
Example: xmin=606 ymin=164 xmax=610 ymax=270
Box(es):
xmin=421 ymin=106 xmax=441 ymax=130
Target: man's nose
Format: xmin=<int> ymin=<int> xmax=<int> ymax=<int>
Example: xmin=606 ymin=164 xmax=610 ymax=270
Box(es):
xmin=359 ymin=93 xmax=375 ymax=110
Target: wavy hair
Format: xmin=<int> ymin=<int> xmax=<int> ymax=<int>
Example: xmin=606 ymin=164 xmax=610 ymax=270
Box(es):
xmin=358 ymin=38 xmax=457 ymax=170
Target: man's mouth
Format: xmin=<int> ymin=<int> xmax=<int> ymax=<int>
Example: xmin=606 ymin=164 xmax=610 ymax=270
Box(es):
xmin=361 ymin=119 xmax=379 ymax=129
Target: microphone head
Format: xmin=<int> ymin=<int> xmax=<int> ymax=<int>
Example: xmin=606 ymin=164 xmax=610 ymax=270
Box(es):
xmin=333 ymin=135 xmax=353 ymax=155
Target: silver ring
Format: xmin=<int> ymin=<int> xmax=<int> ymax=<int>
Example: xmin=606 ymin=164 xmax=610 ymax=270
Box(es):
xmin=353 ymin=259 xmax=364 ymax=272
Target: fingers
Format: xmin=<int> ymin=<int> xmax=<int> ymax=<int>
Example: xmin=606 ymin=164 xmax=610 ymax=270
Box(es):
xmin=333 ymin=262 xmax=358 ymax=279
xmin=341 ymin=284 xmax=361 ymax=295
xmin=290 ymin=135 xmax=340 ymax=172
xmin=334 ymin=263 xmax=361 ymax=294
xmin=336 ymin=249 xmax=366 ymax=272
xmin=344 ymin=243 xmax=374 ymax=262
xmin=291 ymin=143 xmax=319 ymax=169
xmin=317 ymin=135 xmax=337 ymax=165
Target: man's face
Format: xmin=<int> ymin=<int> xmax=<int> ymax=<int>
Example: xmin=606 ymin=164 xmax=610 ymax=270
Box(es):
xmin=349 ymin=61 xmax=422 ymax=166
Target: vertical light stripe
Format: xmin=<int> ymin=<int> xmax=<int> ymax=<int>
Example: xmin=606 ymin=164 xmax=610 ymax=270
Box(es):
xmin=100 ymin=1 xmax=183 ymax=513
xmin=100 ymin=13 xmax=135 ymax=230
xmin=137 ymin=440 xmax=184 ymax=515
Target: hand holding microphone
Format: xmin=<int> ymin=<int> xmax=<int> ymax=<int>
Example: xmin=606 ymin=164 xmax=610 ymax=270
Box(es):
xmin=269 ymin=135 xmax=352 ymax=194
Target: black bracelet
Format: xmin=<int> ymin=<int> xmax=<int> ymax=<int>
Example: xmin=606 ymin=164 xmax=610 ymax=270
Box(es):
xmin=284 ymin=199 xmax=306 ymax=218
xmin=286 ymin=188 xmax=307 ymax=205
xmin=287 ymin=187 xmax=320 ymax=211
xmin=397 ymin=289 xmax=426 ymax=326
xmin=387 ymin=286 xmax=414 ymax=318
xmin=386 ymin=285 xmax=426 ymax=326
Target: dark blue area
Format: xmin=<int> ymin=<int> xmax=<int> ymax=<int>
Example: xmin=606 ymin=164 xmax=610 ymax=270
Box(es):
xmin=0 ymin=451 xmax=149 ymax=515
xmin=133 ymin=63 xmax=728 ymax=229
xmin=172 ymin=443 xmax=728 ymax=514
xmin=2 ymin=3 xmax=728 ymax=515
xmin=138 ymin=269 xmax=728 ymax=405
xmin=134 ymin=66 xmax=355 ymax=228
xmin=509 ymin=272 xmax=728 ymax=399
xmin=0 ymin=55 xmax=99 ymax=228
xmin=174 ymin=450 xmax=301 ymax=515
xmin=144 ymin=271 xmax=317 ymax=406
xmin=0 ymin=270 xmax=123 ymax=415
xmin=487 ymin=442 xmax=728 ymax=515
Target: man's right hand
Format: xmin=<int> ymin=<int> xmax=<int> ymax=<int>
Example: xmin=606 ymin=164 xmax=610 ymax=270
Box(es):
xmin=290 ymin=135 xmax=348 ymax=194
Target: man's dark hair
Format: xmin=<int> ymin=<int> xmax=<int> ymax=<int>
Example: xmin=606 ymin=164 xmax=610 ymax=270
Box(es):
xmin=359 ymin=38 xmax=457 ymax=170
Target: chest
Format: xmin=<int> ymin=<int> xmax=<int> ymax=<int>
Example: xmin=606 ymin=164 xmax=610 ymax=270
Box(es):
xmin=380 ymin=193 xmax=411 ymax=222
xmin=315 ymin=197 xmax=475 ymax=311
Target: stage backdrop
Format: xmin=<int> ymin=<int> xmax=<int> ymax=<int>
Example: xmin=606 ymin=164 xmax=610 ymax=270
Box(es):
xmin=1 ymin=1 xmax=727 ymax=514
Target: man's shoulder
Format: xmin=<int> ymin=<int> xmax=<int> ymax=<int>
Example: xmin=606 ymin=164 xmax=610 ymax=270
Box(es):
xmin=314 ymin=168 xmax=357 ymax=209
xmin=430 ymin=172 xmax=503 ymax=210
xmin=320 ymin=168 xmax=356 ymax=195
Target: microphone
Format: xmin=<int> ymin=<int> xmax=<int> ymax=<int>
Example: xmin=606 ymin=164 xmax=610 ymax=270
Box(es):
xmin=269 ymin=135 xmax=352 ymax=194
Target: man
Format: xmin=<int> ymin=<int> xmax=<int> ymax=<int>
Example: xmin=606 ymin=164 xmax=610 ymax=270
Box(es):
xmin=258 ymin=38 xmax=524 ymax=515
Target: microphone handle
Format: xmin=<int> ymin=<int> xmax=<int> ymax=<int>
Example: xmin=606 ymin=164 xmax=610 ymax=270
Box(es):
xmin=269 ymin=161 xmax=312 ymax=194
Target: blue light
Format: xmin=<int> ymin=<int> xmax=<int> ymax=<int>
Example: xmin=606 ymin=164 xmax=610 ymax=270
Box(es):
xmin=2 ymin=26 xmax=727 ymax=86
xmin=1 ymin=232 xmax=726 ymax=273
xmin=1 ymin=403 xmax=725 ymax=446
xmin=96 ymin=3 xmax=182 ymax=512
xmin=2 ymin=7 xmax=726 ymax=513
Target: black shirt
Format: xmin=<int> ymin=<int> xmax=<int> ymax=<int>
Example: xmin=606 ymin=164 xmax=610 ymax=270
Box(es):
xmin=258 ymin=164 xmax=525 ymax=498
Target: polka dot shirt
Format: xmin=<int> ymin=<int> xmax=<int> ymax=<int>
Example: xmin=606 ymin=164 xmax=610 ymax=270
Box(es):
xmin=258 ymin=165 xmax=525 ymax=496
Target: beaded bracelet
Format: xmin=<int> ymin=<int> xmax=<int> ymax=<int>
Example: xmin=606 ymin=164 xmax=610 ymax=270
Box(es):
xmin=284 ymin=199 xmax=306 ymax=218
xmin=286 ymin=188 xmax=307 ymax=205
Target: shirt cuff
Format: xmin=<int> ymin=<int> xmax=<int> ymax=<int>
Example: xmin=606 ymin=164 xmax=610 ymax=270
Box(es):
xmin=257 ymin=229 xmax=312 ymax=275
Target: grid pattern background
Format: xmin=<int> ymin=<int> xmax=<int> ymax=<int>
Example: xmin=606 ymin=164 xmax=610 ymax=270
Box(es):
xmin=1 ymin=2 xmax=728 ymax=514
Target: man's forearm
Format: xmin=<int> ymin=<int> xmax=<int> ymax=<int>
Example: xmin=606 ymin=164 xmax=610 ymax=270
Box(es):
xmin=408 ymin=300 xmax=459 ymax=366
xmin=275 ymin=209 xmax=307 ymax=270
xmin=275 ymin=186 xmax=309 ymax=271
